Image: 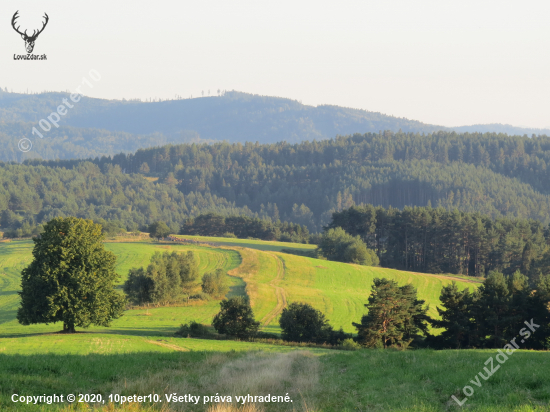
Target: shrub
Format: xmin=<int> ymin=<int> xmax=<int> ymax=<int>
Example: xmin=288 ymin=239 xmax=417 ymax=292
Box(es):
xmin=201 ymin=269 xmax=230 ymax=299
xmin=317 ymin=227 xmax=379 ymax=266
xmin=122 ymin=251 xmax=199 ymax=306
xmin=341 ymin=338 xmax=361 ymax=351
xmin=212 ymin=296 xmax=259 ymax=339
xmin=279 ymin=302 xmax=332 ymax=343
xmin=255 ymin=331 xmax=280 ymax=339
xmin=327 ymin=327 xmax=352 ymax=345
xmin=175 ymin=321 xmax=211 ymax=338
xmin=190 ymin=292 xmax=211 ymax=301
xmin=222 ymin=232 xmax=237 ymax=238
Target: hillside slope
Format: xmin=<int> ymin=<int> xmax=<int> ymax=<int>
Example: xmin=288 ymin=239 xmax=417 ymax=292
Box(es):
xmin=223 ymin=244 xmax=479 ymax=332
xmin=0 ymin=237 xmax=479 ymax=337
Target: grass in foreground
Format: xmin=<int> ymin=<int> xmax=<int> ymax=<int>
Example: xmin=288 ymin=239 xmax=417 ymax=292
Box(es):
xmin=1 ymin=346 xmax=549 ymax=411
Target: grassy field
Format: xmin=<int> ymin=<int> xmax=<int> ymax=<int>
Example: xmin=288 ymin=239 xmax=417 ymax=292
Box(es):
xmin=0 ymin=240 xmax=244 ymax=338
xmin=222 ymin=246 xmax=479 ymax=333
xmin=1 ymin=237 xmax=547 ymax=411
xmin=173 ymin=235 xmax=317 ymax=252
xmin=1 ymin=346 xmax=549 ymax=411
xmin=0 ymin=237 xmax=480 ymax=336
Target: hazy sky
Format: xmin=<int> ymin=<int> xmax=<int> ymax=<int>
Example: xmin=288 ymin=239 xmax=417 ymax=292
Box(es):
xmin=2 ymin=0 xmax=549 ymax=128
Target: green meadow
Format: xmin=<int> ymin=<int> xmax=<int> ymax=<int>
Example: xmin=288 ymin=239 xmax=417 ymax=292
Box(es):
xmin=0 ymin=237 xmax=548 ymax=411
xmin=174 ymin=234 xmax=317 ymax=252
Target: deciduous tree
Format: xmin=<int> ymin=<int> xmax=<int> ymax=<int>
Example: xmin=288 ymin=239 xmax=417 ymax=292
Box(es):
xmin=17 ymin=217 xmax=125 ymax=333
xmin=212 ymin=296 xmax=259 ymax=339
xmin=148 ymin=221 xmax=171 ymax=241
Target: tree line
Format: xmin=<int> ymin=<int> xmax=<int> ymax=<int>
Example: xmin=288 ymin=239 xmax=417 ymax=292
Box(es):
xmin=327 ymin=204 xmax=550 ymax=278
xmin=430 ymin=271 xmax=550 ymax=349
xmin=180 ymin=213 xmax=311 ymax=243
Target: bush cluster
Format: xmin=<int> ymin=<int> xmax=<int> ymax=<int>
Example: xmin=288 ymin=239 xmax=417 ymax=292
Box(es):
xmin=201 ymin=269 xmax=229 ymax=299
xmin=317 ymin=227 xmax=379 ymax=266
xmin=212 ymin=296 xmax=260 ymax=339
xmin=174 ymin=321 xmax=211 ymax=338
xmin=279 ymin=302 xmax=351 ymax=345
xmin=123 ymin=251 xmax=198 ymax=306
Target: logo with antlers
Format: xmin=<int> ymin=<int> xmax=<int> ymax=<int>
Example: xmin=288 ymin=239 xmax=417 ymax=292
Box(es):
xmin=11 ymin=11 xmax=49 ymax=54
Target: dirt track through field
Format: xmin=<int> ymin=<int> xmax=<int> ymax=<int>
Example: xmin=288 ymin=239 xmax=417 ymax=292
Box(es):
xmin=145 ymin=339 xmax=189 ymax=352
xmin=260 ymin=254 xmax=287 ymax=326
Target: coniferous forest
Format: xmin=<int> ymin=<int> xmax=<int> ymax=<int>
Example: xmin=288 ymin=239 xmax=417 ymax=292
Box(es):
xmin=327 ymin=205 xmax=549 ymax=278
xmin=2 ymin=130 xmax=548 ymax=235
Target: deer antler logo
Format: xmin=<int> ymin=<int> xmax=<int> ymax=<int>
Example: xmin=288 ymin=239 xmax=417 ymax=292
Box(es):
xmin=12 ymin=11 xmax=49 ymax=54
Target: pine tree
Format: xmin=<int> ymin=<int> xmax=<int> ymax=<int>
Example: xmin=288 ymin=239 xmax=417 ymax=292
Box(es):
xmin=400 ymin=283 xmax=431 ymax=344
xmin=529 ymin=274 xmax=550 ymax=349
xmin=472 ymin=271 xmax=514 ymax=348
xmin=430 ymin=282 xmax=473 ymax=348
xmin=354 ymin=278 xmax=412 ymax=348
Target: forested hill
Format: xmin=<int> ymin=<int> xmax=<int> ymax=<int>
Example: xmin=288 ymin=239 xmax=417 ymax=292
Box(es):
xmin=1 ymin=89 xmax=549 ymax=162
xmin=20 ymin=130 xmax=550 ymax=232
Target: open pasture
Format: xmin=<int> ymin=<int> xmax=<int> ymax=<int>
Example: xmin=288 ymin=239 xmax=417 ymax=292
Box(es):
xmin=0 ymin=237 xmax=481 ymax=337
xmin=2 ymin=237 xmax=543 ymax=412
xmin=172 ymin=235 xmax=317 ymax=252
xmin=223 ymin=245 xmax=480 ymax=333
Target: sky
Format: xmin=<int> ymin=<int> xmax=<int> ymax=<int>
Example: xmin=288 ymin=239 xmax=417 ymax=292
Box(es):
xmin=1 ymin=0 xmax=549 ymax=129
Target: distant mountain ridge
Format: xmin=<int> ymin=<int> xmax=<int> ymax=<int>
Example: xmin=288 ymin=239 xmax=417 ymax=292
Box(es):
xmin=453 ymin=123 xmax=550 ymax=136
xmin=0 ymin=89 xmax=547 ymax=161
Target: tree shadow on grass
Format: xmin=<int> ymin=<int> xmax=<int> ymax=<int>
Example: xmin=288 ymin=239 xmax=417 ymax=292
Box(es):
xmin=0 ymin=309 xmax=17 ymax=326
xmin=226 ymin=278 xmax=246 ymax=299
xmin=98 ymin=327 xmax=179 ymax=337
xmin=0 ymin=326 xmax=179 ymax=339
xmin=0 ymin=330 xmax=58 ymax=339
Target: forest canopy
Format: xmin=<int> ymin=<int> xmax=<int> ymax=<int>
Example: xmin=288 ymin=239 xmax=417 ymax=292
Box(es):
xmin=3 ymin=130 xmax=550 ymax=237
